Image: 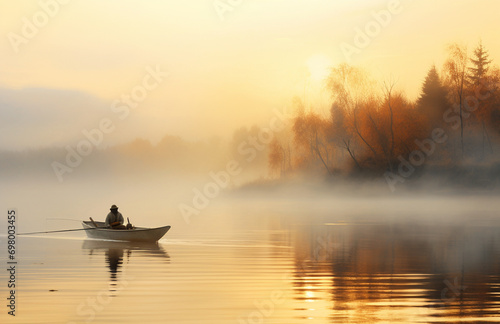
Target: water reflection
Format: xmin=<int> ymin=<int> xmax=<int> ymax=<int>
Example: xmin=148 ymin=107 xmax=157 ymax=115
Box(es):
xmin=106 ymin=247 xmax=124 ymax=283
xmin=82 ymin=240 xmax=170 ymax=295
xmin=288 ymin=220 xmax=500 ymax=322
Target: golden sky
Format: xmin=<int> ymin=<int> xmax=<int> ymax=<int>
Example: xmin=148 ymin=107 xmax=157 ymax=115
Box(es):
xmin=0 ymin=0 xmax=499 ymax=149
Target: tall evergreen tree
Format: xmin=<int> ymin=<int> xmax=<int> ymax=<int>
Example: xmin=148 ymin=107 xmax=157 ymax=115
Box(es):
xmin=416 ymin=65 xmax=450 ymax=127
xmin=468 ymin=41 xmax=495 ymax=158
xmin=468 ymin=40 xmax=491 ymax=86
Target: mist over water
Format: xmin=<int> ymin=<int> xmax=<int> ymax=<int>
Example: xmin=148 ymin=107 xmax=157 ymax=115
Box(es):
xmin=2 ymin=172 xmax=500 ymax=323
xmin=1 ymin=109 xmax=500 ymax=324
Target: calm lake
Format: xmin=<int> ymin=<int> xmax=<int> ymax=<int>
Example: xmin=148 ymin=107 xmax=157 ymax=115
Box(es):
xmin=2 ymin=185 xmax=500 ymax=323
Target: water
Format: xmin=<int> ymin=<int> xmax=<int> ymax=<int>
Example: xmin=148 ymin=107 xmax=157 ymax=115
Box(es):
xmin=2 ymin=200 xmax=500 ymax=324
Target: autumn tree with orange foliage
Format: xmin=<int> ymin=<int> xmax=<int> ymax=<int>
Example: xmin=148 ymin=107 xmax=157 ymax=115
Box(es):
xmin=327 ymin=64 xmax=378 ymax=171
xmin=267 ymin=64 xmax=432 ymax=176
xmin=325 ymin=65 xmax=428 ymax=172
xmin=292 ymin=99 xmax=335 ymax=175
xmin=267 ymin=43 xmax=500 ymax=180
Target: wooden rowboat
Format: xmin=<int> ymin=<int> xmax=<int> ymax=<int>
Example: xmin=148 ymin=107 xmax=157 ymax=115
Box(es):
xmin=82 ymin=221 xmax=171 ymax=242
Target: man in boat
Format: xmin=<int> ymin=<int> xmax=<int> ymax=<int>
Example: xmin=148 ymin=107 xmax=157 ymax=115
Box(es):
xmin=105 ymin=205 xmax=126 ymax=229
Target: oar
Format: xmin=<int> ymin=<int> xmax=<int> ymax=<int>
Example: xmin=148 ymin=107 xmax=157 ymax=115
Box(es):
xmin=18 ymin=228 xmax=97 ymax=235
xmin=89 ymin=217 xmax=98 ymax=228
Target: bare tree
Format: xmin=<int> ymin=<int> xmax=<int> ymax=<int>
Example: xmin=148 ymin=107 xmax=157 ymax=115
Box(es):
xmin=343 ymin=139 xmax=362 ymax=170
xmin=444 ymin=43 xmax=468 ymax=159
xmin=383 ymin=81 xmax=396 ymax=163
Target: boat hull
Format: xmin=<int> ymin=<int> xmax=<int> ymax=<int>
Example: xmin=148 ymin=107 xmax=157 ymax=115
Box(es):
xmin=82 ymin=221 xmax=170 ymax=242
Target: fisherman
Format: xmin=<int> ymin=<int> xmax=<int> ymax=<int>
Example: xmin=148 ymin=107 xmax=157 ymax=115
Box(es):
xmin=105 ymin=205 xmax=126 ymax=229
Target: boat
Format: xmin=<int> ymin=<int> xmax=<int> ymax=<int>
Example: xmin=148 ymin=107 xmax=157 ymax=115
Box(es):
xmin=82 ymin=221 xmax=171 ymax=242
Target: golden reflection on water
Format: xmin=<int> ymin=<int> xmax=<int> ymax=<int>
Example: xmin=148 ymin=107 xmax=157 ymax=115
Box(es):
xmin=4 ymin=215 xmax=500 ymax=323
xmin=284 ymin=219 xmax=500 ymax=323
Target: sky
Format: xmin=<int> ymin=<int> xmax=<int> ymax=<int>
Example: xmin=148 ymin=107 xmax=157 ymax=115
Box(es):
xmin=0 ymin=0 xmax=499 ymax=150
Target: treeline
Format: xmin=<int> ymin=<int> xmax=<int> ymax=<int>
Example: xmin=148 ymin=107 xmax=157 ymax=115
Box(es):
xmin=0 ymin=129 xmax=270 ymax=184
xmin=267 ymin=42 xmax=500 ymax=181
xmin=4 ymin=41 xmax=500 ymax=188
xmin=0 ymin=135 xmax=228 ymax=181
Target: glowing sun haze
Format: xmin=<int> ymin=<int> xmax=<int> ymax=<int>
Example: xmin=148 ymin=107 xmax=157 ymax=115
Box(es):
xmin=0 ymin=0 xmax=499 ymax=150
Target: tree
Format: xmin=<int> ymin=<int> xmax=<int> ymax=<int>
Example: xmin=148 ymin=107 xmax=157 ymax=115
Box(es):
xmin=444 ymin=43 xmax=468 ymax=158
xmin=331 ymin=102 xmax=361 ymax=170
xmin=326 ymin=65 xmax=429 ymax=172
xmin=467 ymin=42 xmax=496 ymax=158
xmin=326 ymin=63 xmax=376 ymax=113
xmin=268 ymin=136 xmax=292 ymax=177
xmin=468 ymin=40 xmax=491 ymax=87
xmin=486 ymin=67 xmax=500 ymax=135
xmin=383 ymin=81 xmax=396 ymax=171
xmin=416 ymin=65 xmax=450 ymax=128
xmin=292 ymin=110 xmax=334 ymax=176
xmin=268 ymin=138 xmax=284 ymax=177
xmin=326 ymin=64 xmax=380 ymax=170
xmin=352 ymin=98 xmax=387 ymax=169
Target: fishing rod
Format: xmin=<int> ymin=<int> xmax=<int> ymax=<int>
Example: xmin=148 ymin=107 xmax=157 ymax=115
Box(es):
xmin=19 ymin=219 xmax=110 ymax=235
xmin=18 ymin=228 xmax=99 ymax=235
xmin=46 ymin=218 xmax=82 ymax=222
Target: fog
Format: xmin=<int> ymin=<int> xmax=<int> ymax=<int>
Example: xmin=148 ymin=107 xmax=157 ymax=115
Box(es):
xmin=1 ymin=0 xmax=499 ymax=269
xmin=3 ymin=112 xmax=500 ymax=320
xmin=2 ymin=146 xmax=499 ymax=237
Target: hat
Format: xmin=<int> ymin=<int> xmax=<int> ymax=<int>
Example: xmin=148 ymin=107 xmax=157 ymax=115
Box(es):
xmin=110 ymin=204 xmax=118 ymax=210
